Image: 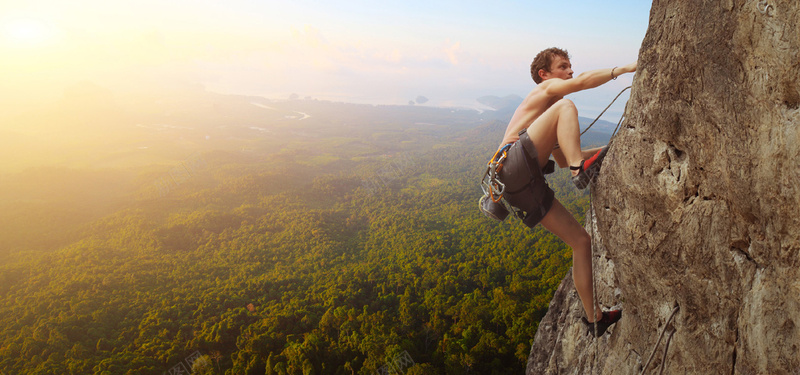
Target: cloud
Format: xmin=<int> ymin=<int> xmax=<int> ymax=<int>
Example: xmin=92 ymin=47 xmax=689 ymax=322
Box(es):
xmin=443 ymin=40 xmax=461 ymax=65
xmin=290 ymin=24 xmax=328 ymax=48
xmin=189 ymin=28 xmax=532 ymax=107
xmin=386 ymin=49 xmax=403 ymax=63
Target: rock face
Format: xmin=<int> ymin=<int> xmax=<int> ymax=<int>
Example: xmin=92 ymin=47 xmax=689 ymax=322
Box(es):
xmin=527 ymin=0 xmax=800 ymax=374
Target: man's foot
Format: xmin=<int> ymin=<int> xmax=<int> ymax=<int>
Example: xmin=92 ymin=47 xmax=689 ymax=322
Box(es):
xmin=571 ymin=146 xmax=608 ymax=189
xmin=581 ymin=309 xmax=622 ymax=337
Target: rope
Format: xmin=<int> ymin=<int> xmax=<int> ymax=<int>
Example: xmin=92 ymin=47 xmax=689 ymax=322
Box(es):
xmin=553 ymin=85 xmax=632 ymax=151
xmin=583 ymin=84 xmax=679 ymax=375
xmin=585 ymin=87 xmax=631 ymax=374
xmin=580 ymin=86 xmax=632 ymax=137
xmin=610 ymin=101 xmax=628 ymax=139
xmin=658 ymin=329 xmax=676 ymax=375
xmin=640 ymin=305 xmax=680 ymax=375
xmin=588 ymin=189 xmax=599 ymax=374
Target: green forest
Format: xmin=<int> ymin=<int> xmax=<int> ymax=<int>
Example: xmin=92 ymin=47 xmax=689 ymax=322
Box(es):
xmin=0 ymin=89 xmax=609 ymax=374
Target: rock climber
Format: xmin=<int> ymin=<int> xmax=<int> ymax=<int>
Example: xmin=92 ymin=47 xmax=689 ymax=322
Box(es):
xmin=493 ymin=47 xmax=636 ymax=337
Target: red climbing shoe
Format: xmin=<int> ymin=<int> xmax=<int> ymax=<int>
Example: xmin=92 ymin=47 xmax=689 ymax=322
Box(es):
xmin=571 ymin=146 xmax=608 ymax=189
xmin=581 ymin=309 xmax=622 ymax=337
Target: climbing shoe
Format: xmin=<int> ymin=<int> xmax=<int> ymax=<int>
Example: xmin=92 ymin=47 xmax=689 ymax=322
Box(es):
xmin=582 ymin=309 xmax=622 ymax=338
xmin=571 ymin=146 xmax=608 ymax=189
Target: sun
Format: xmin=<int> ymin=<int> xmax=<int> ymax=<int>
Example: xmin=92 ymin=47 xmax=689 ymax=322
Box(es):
xmin=3 ymin=18 xmax=56 ymax=47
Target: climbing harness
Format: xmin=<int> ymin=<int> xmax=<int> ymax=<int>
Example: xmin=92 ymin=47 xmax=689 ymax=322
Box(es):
xmin=480 ymin=130 xmax=557 ymax=225
xmin=641 ymin=305 xmax=680 ymax=375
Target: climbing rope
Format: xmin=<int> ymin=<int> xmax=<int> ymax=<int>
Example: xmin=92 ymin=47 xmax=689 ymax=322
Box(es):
xmin=588 ymin=190 xmax=599 ymax=374
xmin=586 ymin=87 xmax=631 ymax=374
xmin=583 ymin=84 xmax=680 ymax=375
xmin=658 ymin=329 xmax=677 ymax=375
xmin=584 ymin=80 xmax=683 ymax=375
xmin=583 ymin=87 xmax=682 ymax=373
xmin=581 ymin=86 xmax=632 ymax=137
xmin=640 ymin=305 xmax=680 ymax=375
xmin=610 ymin=101 xmax=628 ymax=139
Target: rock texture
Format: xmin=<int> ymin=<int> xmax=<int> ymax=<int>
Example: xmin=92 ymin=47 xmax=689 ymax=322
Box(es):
xmin=527 ymin=0 xmax=800 ymax=374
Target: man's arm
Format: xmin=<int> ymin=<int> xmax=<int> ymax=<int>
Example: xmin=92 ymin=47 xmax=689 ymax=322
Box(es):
xmin=543 ymin=62 xmax=637 ymax=98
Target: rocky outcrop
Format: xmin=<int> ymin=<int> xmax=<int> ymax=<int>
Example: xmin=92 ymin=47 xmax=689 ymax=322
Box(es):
xmin=527 ymin=0 xmax=799 ymax=374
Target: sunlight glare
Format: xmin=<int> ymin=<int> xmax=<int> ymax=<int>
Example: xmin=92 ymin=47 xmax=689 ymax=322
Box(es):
xmin=3 ymin=18 xmax=56 ymax=47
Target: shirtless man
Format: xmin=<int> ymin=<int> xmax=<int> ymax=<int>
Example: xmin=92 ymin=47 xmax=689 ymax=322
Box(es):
xmin=496 ymin=47 xmax=636 ymax=336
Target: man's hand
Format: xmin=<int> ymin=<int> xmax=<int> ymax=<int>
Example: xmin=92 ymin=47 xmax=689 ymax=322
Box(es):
xmin=546 ymin=61 xmax=638 ymax=97
xmin=619 ymin=62 xmax=637 ymax=75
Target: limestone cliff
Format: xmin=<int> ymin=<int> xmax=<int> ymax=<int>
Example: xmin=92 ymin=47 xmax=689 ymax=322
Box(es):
xmin=527 ymin=0 xmax=799 ymax=374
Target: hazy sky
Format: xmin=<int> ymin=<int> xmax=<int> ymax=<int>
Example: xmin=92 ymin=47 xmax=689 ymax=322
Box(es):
xmin=1 ymin=0 xmax=651 ymax=116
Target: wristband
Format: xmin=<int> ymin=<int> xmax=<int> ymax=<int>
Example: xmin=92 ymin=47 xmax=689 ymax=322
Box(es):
xmin=611 ymin=67 xmax=618 ymax=80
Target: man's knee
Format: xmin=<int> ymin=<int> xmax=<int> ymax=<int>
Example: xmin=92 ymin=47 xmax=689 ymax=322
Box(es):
xmin=554 ymin=98 xmax=577 ymax=114
xmin=572 ymin=230 xmax=592 ymax=253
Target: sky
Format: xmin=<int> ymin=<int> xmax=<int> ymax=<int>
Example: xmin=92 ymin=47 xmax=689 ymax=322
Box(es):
xmin=1 ymin=0 xmax=652 ymax=118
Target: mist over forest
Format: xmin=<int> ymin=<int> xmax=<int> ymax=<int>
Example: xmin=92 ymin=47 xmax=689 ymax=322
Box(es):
xmin=0 ymin=82 xmax=614 ymax=374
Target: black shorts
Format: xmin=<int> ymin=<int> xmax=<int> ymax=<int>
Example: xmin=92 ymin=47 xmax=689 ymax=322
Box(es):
xmin=497 ymin=130 xmax=555 ymax=228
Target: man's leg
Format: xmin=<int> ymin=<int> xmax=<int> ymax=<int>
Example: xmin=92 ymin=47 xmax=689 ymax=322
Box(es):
xmin=539 ymin=199 xmax=602 ymax=322
xmin=525 ymin=99 xmax=584 ymax=174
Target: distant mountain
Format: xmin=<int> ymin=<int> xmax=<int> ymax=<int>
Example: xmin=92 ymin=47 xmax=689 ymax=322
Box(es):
xmin=578 ymin=117 xmax=619 ymax=134
xmin=476 ymin=94 xmax=523 ymax=110
xmin=475 ymin=94 xmax=619 ymax=137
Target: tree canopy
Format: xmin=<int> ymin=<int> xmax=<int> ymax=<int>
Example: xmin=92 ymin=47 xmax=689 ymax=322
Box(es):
xmin=0 ymin=95 xmax=601 ymax=374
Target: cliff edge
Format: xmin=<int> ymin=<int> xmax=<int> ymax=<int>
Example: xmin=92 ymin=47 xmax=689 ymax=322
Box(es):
xmin=527 ymin=0 xmax=799 ymax=374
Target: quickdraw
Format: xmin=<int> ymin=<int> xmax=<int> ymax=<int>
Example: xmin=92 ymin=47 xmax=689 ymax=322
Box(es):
xmin=482 ymin=143 xmax=512 ymax=202
xmin=479 ymin=143 xmax=517 ymax=222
